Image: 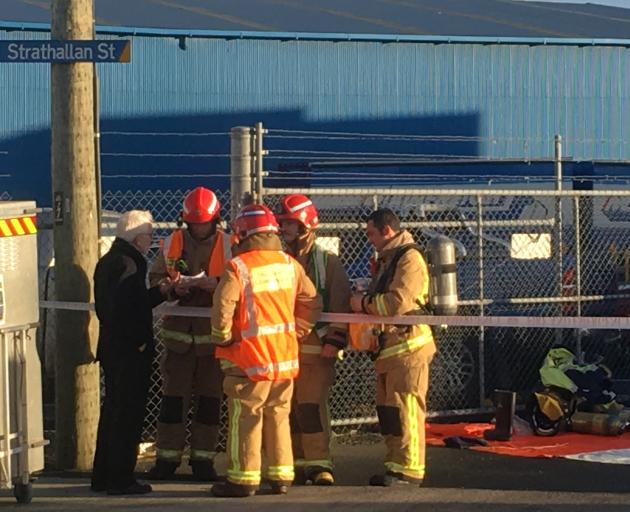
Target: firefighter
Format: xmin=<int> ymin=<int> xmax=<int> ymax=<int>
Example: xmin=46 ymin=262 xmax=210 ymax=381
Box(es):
xmin=350 ymin=208 xmax=436 ymax=487
xmin=275 ymin=194 xmax=351 ymax=486
xmin=147 ymin=187 xmax=232 ymax=481
xmin=210 ymin=204 xmax=322 ymax=498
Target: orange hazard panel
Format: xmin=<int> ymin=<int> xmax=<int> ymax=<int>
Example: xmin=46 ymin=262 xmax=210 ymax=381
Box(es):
xmin=0 ymin=216 xmax=37 ymax=237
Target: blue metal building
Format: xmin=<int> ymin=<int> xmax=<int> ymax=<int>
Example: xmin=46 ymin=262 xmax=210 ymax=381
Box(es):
xmin=1 ymin=8 xmax=629 ymax=205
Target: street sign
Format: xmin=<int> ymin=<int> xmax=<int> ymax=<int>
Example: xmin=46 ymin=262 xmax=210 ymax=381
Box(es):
xmin=0 ymin=40 xmax=131 ymax=63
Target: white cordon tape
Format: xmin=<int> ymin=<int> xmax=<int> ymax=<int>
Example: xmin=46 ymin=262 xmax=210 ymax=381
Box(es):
xmin=39 ymin=300 xmax=630 ymax=330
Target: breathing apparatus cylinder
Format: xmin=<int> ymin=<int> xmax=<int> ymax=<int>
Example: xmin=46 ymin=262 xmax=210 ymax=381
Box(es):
xmin=570 ymin=411 xmax=627 ymax=436
xmin=427 ymin=236 xmax=458 ymax=316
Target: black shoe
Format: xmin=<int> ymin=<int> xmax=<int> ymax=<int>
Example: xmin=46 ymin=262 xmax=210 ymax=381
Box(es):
xmin=90 ymin=483 xmax=106 ymax=493
xmin=107 ymin=482 xmax=152 ymax=495
xmin=147 ymin=459 xmax=179 ymax=481
xmin=369 ymin=472 xmax=423 ymax=487
xmin=211 ymin=481 xmax=256 ymax=498
xmin=190 ymin=460 xmax=219 ymax=482
xmin=293 ymin=467 xmax=307 ymax=485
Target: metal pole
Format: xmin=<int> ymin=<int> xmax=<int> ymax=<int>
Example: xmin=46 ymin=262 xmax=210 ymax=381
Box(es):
xmin=1 ymin=333 xmax=11 ymax=484
xmin=51 ymin=0 xmax=100 ymax=471
xmin=255 ymin=122 xmax=266 ymax=203
xmin=574 ymin=196 xmax=583 ymax=361
xmin=477 ymin=195 xmax=485 ymax=408
xmin=554 ymin=135 xmax=564 ymax=345
xmin=230 ymin=127 xmax=253 ymax=221
xmin=249 ymin=129 xmax=256 ymax=199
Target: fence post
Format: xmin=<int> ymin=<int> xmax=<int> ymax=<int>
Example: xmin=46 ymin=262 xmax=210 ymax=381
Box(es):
xmin=476 ymin=194 xmax=485 ymax=407
xmin=574 ymin=195 xmax=583 ymax=361
xmin=554 ymin=135 xmax=564 ymax=345
xmin=230 ymin=127 xmax=253 ymax=221
xmin=254 ymin=122 xmax=266 ymax=203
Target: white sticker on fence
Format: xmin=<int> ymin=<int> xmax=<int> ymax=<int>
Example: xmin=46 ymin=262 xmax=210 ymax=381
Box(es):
xmin=315 ymin=236 xmax=340 ymax=256
xmin=510 ymin=233 xmax=551 ymax=260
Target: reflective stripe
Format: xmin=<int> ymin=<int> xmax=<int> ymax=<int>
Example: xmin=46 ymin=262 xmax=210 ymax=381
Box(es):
xmin=232 ymin=256 xmax=256 ymax=335
xmin=312 ymin=247 xmax=327 ymax=291
xmin=266 ymin=465 xmax=294 ymax=480
xmin=254 ymin=322 xmax=295 ymax=337
xmin=161 ymin=329 xmax=193 ymax=344
xmin=287 ymin=198 xmax=312 ymax=213
xmin=220 ymin=359 xmax=237 ymax=370
xmin=245 ymin=359 xmax=299 ymax=378
xmin=190 ymin=449 xmax=216 ymax=461
xmin=0 ymin=221 xmax=11 ymax=237
xmin=300 ymin=345 xmax=322 ymax=355
xmin=161 ymin=329 xmax=213 ymax=345
xmin=227 ymin=398 xmax=253 ymax=484
xmin=157 ymin=448 xmax=183 ymax=462
xmin=9 ymin=218 xmax=25 ymax=235
xmin=377 ymin=335 xmax=432 ymax=360
xmin=374 ymin=294 xmax=388 ymax=316
xmin=385 ymin=461 xmax=425 ymax=478
xmin=316 ymin=326 xmax=328 ymax=338
xmin=211 ymin=326 xmax=231 ymax=341
xmin=227 ymin=469 xmax=261 ymax=484
xmin=405 ymin=393 xmax=419 ymax=473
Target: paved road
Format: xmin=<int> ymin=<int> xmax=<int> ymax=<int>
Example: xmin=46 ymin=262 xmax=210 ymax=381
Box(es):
xmin=1 ymin=442 xmax=629 ymax=510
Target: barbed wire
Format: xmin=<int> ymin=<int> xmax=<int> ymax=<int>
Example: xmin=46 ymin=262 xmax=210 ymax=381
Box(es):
xmin=267 ymin=155 xmax=483 ymax=161
xmin=266 ymin=129 xmax=630 ymax=145
xmin=101 ymin=131 xmax=228 ymax=137
xmin=102 ymin=173 xmax=231 ymax=179
xmin=267 ymin=170 xmax=561 ymax=179
xmin=269 ymin=149 xmax=482 ymax=158
xmin=268 ymin=129 xmax=487 ymax=141
xmin=101 ymin=152 xmax=230 ymax=158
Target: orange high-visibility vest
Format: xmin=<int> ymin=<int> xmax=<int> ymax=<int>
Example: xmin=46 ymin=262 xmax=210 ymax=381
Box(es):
xmin=215 ymin=250 xmax=300 ymax=381
xmin=160 ymin=229 xmax=233 ymax=280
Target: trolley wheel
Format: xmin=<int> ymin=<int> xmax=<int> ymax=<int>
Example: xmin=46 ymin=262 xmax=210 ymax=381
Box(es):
xmin=13 ymin=482 xmax=33 ymax=504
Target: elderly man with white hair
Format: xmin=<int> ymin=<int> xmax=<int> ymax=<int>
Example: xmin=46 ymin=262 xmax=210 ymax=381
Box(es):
xmin=91 ymin=210 xmax=172 ymax=495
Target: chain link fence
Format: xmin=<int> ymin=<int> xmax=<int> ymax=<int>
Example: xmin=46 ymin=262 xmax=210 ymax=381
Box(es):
xmin=33 ymin=187 xmax=630 ymax=445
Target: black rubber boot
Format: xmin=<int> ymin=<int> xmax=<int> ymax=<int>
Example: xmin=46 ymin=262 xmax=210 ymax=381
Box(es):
xmin=211 ymin=481 xmax=256 ymax=498
xmin=269 ymin=480 xmax=291 ymax=495
xmin=369 ymin=471 xmax=422 ymax=487
xmin=190 ymin=460 xmax=219 ymax=482
xmin=147 ymin=459 xmax=179 ymax=481
xmin=293 ymin=466 xmax=307 ymax=485
xmin=483 ymin=390 xmax=516 ymax=441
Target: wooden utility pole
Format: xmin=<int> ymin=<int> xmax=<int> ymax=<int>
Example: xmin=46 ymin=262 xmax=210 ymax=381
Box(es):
xmin=51 ymin=0 xmax=100 ymax=471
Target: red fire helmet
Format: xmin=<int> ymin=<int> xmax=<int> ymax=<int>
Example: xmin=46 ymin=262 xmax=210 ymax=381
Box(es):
xmin=182 ymin=187 xmax=220 ymax=223
xmin=275 ymin=194 xmax=319 ymax=229
xmin=233 ymin=204 xmax=279 ymax=239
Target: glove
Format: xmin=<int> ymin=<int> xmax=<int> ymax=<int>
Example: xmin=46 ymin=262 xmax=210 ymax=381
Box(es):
xmin=323 ymin=331 xmax=347 ymax=350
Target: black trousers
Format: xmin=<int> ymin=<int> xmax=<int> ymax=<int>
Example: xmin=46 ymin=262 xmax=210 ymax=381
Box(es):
xmin=91 ymin=349 xmax=152 ymax=490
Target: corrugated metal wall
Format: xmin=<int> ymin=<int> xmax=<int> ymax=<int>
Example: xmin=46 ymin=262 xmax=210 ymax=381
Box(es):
xmin=0 ymin=27 xmax=629 ymax=203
